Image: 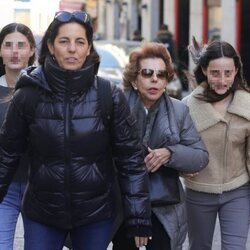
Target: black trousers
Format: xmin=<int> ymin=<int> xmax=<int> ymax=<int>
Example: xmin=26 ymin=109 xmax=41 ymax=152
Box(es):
xmin=112 ymin=212 xmax=171 ymax=250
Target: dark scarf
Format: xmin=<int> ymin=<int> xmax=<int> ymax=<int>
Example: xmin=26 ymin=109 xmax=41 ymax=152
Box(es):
xmin=132 ymin=96 xmax=162 ymax=156
xmin=196 ymin=81 xmax=238 ymax=103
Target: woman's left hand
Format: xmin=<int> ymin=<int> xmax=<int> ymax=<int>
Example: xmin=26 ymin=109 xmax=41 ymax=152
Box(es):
xmin=144 ymin=147 xmax=171 ymax=172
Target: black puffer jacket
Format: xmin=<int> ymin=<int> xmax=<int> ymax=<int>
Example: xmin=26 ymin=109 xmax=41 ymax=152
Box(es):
xmin=0 ymin=56 xmax=151 ymax=233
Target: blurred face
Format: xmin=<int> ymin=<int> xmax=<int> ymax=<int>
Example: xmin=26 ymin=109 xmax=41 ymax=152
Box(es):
xmin=134 ymin=58 xmax=168 ymax=108
xmin=202 ymin=57 xmax=238 ymax=95
xmin=0 ymin=32 xmax=34 ymax=71
xmin=48 ymin=22 xmax=91 ymax=70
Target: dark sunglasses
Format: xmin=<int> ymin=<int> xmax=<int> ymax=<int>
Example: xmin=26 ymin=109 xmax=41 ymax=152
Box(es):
xmin=54 ymin=11 xmax=90 ymax=24
xmin=139 ymin=68 xmax=168 ymax=80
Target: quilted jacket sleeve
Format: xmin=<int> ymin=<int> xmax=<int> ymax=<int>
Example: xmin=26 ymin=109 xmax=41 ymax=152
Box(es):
xmin=166 ymin=100 xmax=209 ymax=173
xmin=110 ymin=85 xmax=151 ymax=236
xmin=0 ymin=88 xmax=31 ymax=202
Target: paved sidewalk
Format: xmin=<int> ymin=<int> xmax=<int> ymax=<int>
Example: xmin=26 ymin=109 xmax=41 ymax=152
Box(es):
xmin=14 ymin=215 xmax=249 ymax=249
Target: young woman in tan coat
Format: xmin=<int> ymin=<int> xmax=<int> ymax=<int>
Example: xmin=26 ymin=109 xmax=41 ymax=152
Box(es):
xmin=183 ymin=38 xmax=250 ymax=250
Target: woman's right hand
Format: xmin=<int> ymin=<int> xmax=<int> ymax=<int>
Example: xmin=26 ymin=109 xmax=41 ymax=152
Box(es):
xmin=134 ymin=236 xmax=152 ymax=248
xmin=144 ymin=147 xmax=171 ymax=172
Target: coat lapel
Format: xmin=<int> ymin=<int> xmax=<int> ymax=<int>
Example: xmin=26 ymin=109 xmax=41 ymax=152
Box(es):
xmin=186 ymin=86 xmax=226 ymax=132
xmin=228 ymin=90 xmax=250 ymax=121
xmin=149 ymin=94 xmax=180 ymax=147
xmin=186 ymin=86 xmax=250 ymax=132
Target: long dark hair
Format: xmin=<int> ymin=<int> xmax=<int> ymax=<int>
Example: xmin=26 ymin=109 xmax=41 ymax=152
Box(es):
xmin=189 ymin=37 xmax=249 ymax=102
xmin=38 ymin=11 xmax=99 ymax=69
xmin=0 ymin=23 xmax=36 ymax=76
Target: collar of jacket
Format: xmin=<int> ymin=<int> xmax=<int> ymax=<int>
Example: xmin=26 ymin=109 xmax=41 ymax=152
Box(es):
xmin=124 ymin=88 xmax=181 ymax=146
xmin=43 ymin=55 xmax=96 ymax=95
xmin=187 ymin=83 xmax=250 ymax=131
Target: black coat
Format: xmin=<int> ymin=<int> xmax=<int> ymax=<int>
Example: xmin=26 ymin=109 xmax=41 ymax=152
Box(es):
xmin=0 ymin=56 xmax=151 ymax=233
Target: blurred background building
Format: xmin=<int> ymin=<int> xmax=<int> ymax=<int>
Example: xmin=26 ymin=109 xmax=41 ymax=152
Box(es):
xmin=0 ymin=0 xmax=249 ymax=82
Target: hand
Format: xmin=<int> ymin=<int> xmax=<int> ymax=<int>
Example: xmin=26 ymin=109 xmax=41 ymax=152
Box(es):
xmin=181 ymin=172 xmax=199 ymax=178
xmin=144 ymin=147 xmax=171 ymax=173
xmin=134 ymin=236 xmax=151 ymax=248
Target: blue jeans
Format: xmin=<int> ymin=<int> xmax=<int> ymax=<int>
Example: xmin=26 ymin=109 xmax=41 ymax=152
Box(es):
xmin=0 ymin=181 xmax=27 ymax=250
xmin=24 ymin=216 xmax=113 ymax=250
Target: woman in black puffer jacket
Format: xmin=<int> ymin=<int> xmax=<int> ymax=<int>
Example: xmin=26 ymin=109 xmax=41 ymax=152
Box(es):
xmin=0 ymin=11 xmax=151 ymax=250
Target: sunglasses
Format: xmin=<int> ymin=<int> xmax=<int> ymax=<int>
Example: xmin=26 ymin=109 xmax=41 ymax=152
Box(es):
xmin=54 ymin=11 xmax=91 ymax=24
xmin=139 ymin=68 xmax=167 ymax=80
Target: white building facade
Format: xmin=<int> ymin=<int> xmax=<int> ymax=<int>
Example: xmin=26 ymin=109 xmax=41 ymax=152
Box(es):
xmin=1 ymin=0 xmax=248 ymax=79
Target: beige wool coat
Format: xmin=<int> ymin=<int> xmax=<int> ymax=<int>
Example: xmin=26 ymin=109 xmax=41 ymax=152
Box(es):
xmin=183 ymin=85 xmax=250 ymax=193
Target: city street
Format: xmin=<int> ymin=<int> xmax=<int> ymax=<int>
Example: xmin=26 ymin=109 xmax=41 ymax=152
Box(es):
xmin=14 ymin=215 xmax=250 ymax=250
xmin=0 ymin=1 xmax=249 ymax=249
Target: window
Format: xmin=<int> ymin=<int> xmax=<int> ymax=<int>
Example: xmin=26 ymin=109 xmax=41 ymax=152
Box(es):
xmin=207 ymin=0 xmax=221 ymax=41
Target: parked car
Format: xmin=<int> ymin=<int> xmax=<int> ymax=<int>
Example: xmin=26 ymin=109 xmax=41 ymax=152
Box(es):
xmin=95 ymin=39 xmax=141 ymax=56
xmin=95 ymin=40 xmax=183 ymax=99
xmin=95 ymin=43 xmax=128 ymax=85
xmin=94 ymin=40 xmax=141 ymax=85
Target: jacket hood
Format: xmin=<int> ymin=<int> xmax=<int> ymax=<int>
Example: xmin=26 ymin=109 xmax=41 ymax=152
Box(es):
xmin=15 ymin=66 xmax=50 ymax=92
xmin=16 ymin=55 xmax=98 ymax=95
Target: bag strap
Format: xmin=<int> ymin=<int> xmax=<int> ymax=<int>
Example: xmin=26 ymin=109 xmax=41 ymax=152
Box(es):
xmin=20 ymin=86 xmax=41 ymax=123
xmin=97 ymin=76 xmax=113 ymax=128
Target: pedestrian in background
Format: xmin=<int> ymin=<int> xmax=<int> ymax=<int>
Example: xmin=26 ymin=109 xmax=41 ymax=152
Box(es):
xmin=0 ymin=11 xmax=151 ymax=250
xmin=91 ymin=17 xmax=103 ymax=40
xmin=112 ymin=42 xmax=209 ymax=250
xmin=154 ymin=24 xmax=177 ymax=64
xmin=132 ymin=29 xmax=143 ymax=42
xmin=183 ymin=37 xmax=250 ymax=250
xmin=153 ymin=24 xmax=187 ymax=100
xmin=0 ymin=22 xmax=36 ymax=250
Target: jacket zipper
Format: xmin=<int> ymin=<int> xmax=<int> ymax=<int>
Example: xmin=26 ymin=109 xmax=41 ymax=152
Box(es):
xmin=64 ymin=84 xmax=72 ymax=225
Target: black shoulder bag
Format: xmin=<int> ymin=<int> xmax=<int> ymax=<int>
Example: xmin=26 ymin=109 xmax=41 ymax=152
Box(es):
xmin=142 ymin=101 xmax=180 ymax=207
